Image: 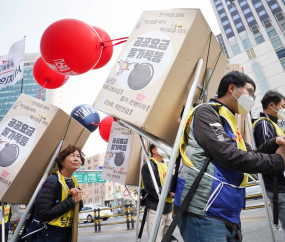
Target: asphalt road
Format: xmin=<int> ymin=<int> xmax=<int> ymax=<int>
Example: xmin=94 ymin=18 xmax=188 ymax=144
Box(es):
xmin=78 ymin=204 xmax=285 ymax=242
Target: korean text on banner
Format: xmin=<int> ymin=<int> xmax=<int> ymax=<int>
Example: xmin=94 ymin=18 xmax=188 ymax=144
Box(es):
xmin=0 ymin=39 xmax=25 ymax=90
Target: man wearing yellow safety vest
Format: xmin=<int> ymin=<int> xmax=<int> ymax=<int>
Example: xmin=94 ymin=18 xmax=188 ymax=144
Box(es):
xmin=253 ymin=90 xmax=285 ymax=236
xmin=174 ymin=71 xmax=285 ymax=242
xmin=141 ymin=144 xmax=176 ymax=242
xmin=0 ymin=204 xmax=11 ymax=242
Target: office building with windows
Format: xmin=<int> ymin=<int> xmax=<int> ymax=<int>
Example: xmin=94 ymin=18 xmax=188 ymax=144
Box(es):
xmin=211 ymin=0 xmax=285 ymax=118
xmin=0 ymin=53 xmax=63 ymax=122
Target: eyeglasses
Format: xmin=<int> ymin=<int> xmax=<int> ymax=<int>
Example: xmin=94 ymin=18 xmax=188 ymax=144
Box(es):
xmin=236 ymin=86 xmax=256 ymax=100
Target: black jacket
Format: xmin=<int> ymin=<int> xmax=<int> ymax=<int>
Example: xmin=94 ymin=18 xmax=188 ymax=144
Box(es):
xmin=254 ymin=112 xmax=285 ymax=193
xmin=192 ymin=101 xmax=284 ymax=175
xmin=36 ymin=174 xmax=83 ymax=242
xmin=141 ymin=159 xmax=173 ymax=214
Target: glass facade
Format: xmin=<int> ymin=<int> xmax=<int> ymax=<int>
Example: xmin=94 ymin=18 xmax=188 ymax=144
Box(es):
xmin=0 ymin=62 xmax=46 ymax=121
xmin=217 ymin=34 xmax=230 ymax=58
xmin=252 ymin=63 xmax=270 ymax=93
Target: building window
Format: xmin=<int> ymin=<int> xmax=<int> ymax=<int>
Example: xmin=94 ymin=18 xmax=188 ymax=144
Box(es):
xmin=233 ymin=14 xmax=240 ymax=20
xmin=215 ymin=0 xmax=221 ymax=5
xmin=220 ymin=12 xmax=226 ymax=18
xmin=225 ymin=28 xmax=232 ymax=34
xmin=250 ymin=25 xmax=265 ymax=44
xmin=244 ymin=8 xmax=250 ymax=14
xmin=246 ymin=48 xmax=257 ymax=59
xmin=236 ymin=22 xmax=243 ymax=28
xmin=223 ymin=20 xmax=229 ymax=26
xmin=262 ymin=19 xmax=278 ymax=38
xmin=247 ymin=16 xmax=254 ymax=22
xmin=88 ymin=160 xmax=91 ymax=164
xmin=270 ymin=36 xmax=283 ymax=49
xmin=275 ymin=12 xmax=285 ymax=32
xmin=240 ymin=1 xmax=247 ymax=7
xmin=271 ymin=3 xmax=278 ymax=10
xmin=255 ymin=2 xmax=262 ymax=8
xmin=280 ymin=59 xmax=285 ymax=70
xmin=231 ymin=44 xmax=241 ymax=55
xmin=276 ymin=46 xmax=285 ymax=59
xmin=242 ymin=38 xmax=253 ymax=50
xmin=230 ymin=7 xmax=236 ymax=12
xmin=252 ymin=63 xmax=269 ymax=93
xmin=259 ymin=10 xmax=266 ymax=16
xmin=217 ymin=5 xmax=223 ymax=11
xmin=88 ymin=166 xmax=91 ymax=170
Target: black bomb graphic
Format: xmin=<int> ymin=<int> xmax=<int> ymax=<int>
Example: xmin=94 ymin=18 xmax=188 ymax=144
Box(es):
xmin=128 ymin=63 xmax=154 ymax=90
xmin=115 ymin=31 xmax=173 ymax=91
xmin=0 ymin=143 xmax=19 ymax=167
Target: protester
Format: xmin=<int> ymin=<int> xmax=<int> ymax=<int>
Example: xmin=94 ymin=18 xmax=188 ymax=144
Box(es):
xmin=0 ymin=203 xmax=11 ymax=242
xmin=253 ymin=90 xmax=285 ymax=235
xmin=174 ymin=71 xmax=285 ymax=242
xmin=141 ymin=144 xmax=176 ymax=242
xmin=35 ymin=145 xmax=84 ymax=242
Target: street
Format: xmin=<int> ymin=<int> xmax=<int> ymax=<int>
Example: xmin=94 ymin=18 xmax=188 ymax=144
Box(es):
xmin=77 ymin=204 xmax=285 ymax=241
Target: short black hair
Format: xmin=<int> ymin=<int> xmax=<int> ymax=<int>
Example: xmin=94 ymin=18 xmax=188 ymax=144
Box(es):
xmin=261 ymin=90 xmax=285 ymax=109
xmin=149 ymin=144 xmax=156 ymax=157
xmin=217 ymin=71 xmax=256 ymax=98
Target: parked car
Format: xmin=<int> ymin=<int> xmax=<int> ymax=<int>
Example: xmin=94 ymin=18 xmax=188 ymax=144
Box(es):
xmin=79 ymin=204 xmax=113 ymax=223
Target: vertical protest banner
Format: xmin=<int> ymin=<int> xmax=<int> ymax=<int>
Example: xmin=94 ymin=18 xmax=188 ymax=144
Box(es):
xmin=0 ymin=39 xmax=25 ymax=91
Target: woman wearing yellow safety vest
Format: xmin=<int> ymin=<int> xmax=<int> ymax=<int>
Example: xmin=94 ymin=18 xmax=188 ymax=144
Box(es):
xmin=35 ymin=145 xmax=84 ymax=242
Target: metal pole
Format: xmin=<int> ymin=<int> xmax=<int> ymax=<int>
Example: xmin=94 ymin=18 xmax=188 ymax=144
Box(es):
xmin=149 ymin=58 xmax=204 ymax=242
xmin=10 ymin=139 xmax=64 ymax=242
xmin=1 ymin=203 xmax=5 ymax=242
xmin=118 ymin=120 xmax=173 ymax=157
xmin=113 ymin=182 xmax=117 ymax=215
xmin=135 ymin=149 xmax=144 ymax=241
xmin=139 ymin=136 xmax=161 ymax=197
xmin=246 ymin=113 xmax=277 ymax=242
xmin=203 ymin=68 xmax=212 ymax=103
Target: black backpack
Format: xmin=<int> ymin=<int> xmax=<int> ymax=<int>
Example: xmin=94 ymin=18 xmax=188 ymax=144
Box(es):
xmin=21 ymin=174 xmax=60 ymax=242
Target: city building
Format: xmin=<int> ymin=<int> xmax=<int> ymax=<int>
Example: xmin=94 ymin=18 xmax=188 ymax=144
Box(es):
xmin=0 ymin=52 xmax=64 ymax=122
xmin=211 ymin=0 xmax=285 ymax=118
xmin=79 ymin=153 xmax=137 ymax=207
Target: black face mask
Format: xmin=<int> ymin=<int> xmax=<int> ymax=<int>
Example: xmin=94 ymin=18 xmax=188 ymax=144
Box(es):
xmin=0 ymin=144 xmax=20 ymax=167
xmin=114 ymin=152 xmax=125 ymax=166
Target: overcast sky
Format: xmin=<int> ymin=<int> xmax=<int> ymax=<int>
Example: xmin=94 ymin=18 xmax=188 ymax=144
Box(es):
xmin=0 ymin=0 xmax=221 ymax=157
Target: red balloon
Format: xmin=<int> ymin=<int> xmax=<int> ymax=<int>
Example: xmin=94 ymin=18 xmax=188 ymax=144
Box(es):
xmin=33 ymin=57 xmax=69 ymax=89
xmin=40 ymin=19 xmax=103 ymax=76
xmin=92 ymin=26 xmax=113 ymax=69
xmin=99 ymin=116 xmax=115 ymax=142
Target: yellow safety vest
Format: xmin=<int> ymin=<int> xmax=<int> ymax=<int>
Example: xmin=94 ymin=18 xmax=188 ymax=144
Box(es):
xmin=49 ymin=171 xmax=78 ymax=227
xmin=180 ymin=103 xmax=248 ymax=187
xmin=253 ymin=117 xmax=285 ymax=136
xmin=141 ymin=158 xmax=174 ymax=203
xmin=0 ymin=205 xmax=10 ymax=224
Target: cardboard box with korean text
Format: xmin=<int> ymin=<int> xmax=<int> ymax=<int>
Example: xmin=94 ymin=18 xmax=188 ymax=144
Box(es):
xmin=101 ymin=122 xmax=141 ymax=186
xmin=0 ymin=94 xmax=90 ymax=204
xmin=94 ymin=9 xmax=228 ymax=144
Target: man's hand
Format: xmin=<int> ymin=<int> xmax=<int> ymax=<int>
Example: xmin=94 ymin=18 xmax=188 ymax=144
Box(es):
xmin=170 ymin=192 xmax=175 ymax=198
xmin=276 ymin=145 xmax=285 ymax=164
xmin=276 ymin=136 xmax=285 ymax=146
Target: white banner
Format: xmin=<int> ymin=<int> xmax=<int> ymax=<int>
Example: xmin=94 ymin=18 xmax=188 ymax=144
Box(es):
xmin=0 ymin=39 xmax=25 ymax=90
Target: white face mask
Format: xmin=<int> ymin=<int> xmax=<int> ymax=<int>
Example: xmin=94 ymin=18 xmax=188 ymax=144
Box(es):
xmin=157 ymin=148 xmax=166 ymax=157
xmin=232 ymin=86 xmax=255 ymax=114
xmin=273 ymin=105 xmax=285 ymax=120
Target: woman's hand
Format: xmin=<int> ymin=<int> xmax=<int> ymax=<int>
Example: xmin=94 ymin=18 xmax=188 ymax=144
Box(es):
xmin=69 ymin=188 xmax=82 ymax=203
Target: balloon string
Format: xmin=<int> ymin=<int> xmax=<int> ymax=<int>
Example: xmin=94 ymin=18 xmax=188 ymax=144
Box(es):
xmin=102 ymin=37 xmax=129 ymax=48
xmin=38 ymin=80 xmax=48 ymax=99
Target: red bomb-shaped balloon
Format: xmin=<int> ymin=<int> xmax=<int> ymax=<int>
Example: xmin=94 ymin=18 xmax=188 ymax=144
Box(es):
xmin=33 ymin=57 xmax=69 ymax=89
xmin=40 ymin=19 xmax=103 ymax=76
xmin=99 ymin=116 xmax=115 ymax=142
xmin=92 ymin=26 xmax=113 ymax=69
